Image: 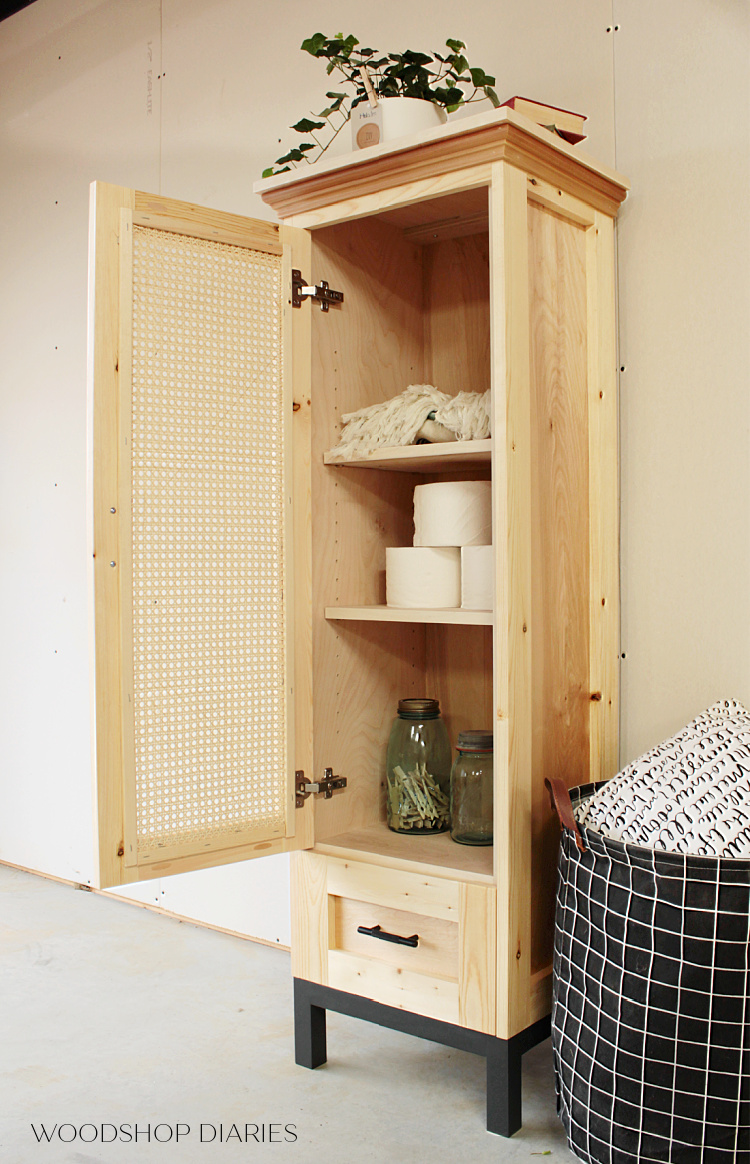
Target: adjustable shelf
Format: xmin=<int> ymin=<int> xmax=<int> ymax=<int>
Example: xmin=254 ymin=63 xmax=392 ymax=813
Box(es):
xmin=325 ymin=605 xmax=492 ymax=626
xmin=323 ymin=438 xmax=491 ymax=473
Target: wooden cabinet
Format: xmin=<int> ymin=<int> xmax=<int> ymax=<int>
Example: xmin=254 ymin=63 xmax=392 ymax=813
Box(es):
xmin=88 ymin=107 xmax=628 ymax=1135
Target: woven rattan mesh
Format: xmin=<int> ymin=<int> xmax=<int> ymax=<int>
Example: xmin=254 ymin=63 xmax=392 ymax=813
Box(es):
xmin=130 ymin=225 xmax=286 ymax=855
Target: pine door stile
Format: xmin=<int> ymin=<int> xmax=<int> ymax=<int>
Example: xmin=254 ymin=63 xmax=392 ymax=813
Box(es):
xmin=88 ymin=182 xmax=314 ymax=887
xmin=117 ymin=208 xmax=137 ymax=867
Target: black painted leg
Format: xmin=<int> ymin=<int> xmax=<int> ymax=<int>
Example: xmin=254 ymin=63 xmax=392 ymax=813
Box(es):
xmin=293 ymin=978 xmax=327 ymax=1069
xmin=486 ymin=1036 xmax=523 ymax=1137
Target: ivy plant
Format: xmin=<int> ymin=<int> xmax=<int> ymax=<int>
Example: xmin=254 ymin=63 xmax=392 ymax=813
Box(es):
xmin=263 ymin=34 xmax=500 ymax=177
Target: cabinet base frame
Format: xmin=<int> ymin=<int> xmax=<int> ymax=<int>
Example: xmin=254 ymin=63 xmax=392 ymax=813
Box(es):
xmin=293 ymin=977 xmax=551 ymax=1137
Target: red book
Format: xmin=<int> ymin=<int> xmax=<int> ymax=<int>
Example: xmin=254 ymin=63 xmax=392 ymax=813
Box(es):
xmin=501 ymin=96 xmax=587 ymax=145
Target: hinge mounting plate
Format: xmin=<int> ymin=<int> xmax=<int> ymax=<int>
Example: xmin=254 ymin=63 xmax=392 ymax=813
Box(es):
xmin=295 ymin=768 xmax=347 ymax=807
xmin=291 ymin=270 xmax=344 ymax=312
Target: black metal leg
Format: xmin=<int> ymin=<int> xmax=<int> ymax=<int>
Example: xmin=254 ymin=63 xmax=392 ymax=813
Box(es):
xmin=293 ymin=978 xmax=327 ymax=1069
xmin=292 ymin=979 xmax=550 ymax=1135
xmin=486 ymin=1035 xmax=523 ymax=1137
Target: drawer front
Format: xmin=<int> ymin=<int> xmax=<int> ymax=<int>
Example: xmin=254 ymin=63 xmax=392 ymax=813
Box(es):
xmin=290 ymin=853 xmax=496 ymax=1033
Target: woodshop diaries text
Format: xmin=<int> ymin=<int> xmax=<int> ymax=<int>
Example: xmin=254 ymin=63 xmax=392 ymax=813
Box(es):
xmin=30 ymin=1123 xmax=298 ymax=1143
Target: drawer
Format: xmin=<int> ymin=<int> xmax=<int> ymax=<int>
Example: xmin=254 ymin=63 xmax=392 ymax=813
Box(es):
xmin=291 ymin=852 xmax=496 ymax=1033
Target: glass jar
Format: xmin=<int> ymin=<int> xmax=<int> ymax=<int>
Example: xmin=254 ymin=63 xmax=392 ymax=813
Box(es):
xmin=385 ymin=698 xmax=451 ymax=834
xmin=450 ymin=730 xmax=493 ymax=846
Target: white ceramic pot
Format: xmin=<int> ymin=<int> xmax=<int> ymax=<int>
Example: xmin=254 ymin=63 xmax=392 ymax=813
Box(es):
xmin=351 ymin=97 xmax=448 ymax=150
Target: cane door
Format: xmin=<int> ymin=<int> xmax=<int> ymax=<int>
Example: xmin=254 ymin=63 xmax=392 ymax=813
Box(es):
xmin=88 ymin=183 xmax=313 ymax=888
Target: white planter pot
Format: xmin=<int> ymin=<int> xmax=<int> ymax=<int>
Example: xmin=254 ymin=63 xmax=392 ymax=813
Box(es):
xmin=351 ymin=97 xmax=448 ymax=150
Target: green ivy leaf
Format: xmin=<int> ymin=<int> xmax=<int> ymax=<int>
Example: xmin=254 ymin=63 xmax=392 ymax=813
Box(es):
xmin=275 ymin=147 xmax=308 ymax=164
xmin=484 ymin=86 xmax=501 ymax=108
xmin=445 ymin=38 xmax=466 ymax=52
xmin=469 ymin=67 xmax=487 ymax=86
xmin=291 ymin=117 xmax=325 ymax=132
xmin=261 ymin=167 xmax=276 ymax=178
xmin=300 ymin=33 xmax=327 ymax=56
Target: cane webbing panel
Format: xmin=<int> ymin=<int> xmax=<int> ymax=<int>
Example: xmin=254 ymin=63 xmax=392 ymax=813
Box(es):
xmin=129 ymin=225 xmax=287 ymax=857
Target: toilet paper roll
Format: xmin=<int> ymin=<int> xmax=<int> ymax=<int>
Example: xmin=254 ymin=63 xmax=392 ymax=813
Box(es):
xmin=413 ymin=480 xmax=492 ymax=547
xmin=386 ymin=546 xmax=461 ymax=609
xmin=461 ymin=545 xmax=494 ymax=610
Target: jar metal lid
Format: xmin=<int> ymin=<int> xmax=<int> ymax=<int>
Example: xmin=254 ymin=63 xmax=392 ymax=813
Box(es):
xmin=457 ymin=729 xmax=493 ymax=751
xmin=397 ymin=698 xmax=440 ymax=719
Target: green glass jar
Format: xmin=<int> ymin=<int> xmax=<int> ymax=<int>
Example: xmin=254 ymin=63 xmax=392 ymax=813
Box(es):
xmin=450 ymin=730 xmax=493 ymax=846
xmin=385 ymin=698 xmax=451 ymax=834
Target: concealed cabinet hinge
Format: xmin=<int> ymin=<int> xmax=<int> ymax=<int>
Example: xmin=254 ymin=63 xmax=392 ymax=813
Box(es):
xmin=291 ymin=270 xmax=344 ymax=312
xmin=295 ymin=768 xmax=347 ymax=807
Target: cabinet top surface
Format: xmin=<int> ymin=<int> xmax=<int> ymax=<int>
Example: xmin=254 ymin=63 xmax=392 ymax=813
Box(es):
xmin=254 ymin=106 xmax=629 ymax=221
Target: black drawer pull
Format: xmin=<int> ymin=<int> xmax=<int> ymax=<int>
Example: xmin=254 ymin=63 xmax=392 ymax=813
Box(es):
xmin=357 ymin=924 xmax=419 ymax=948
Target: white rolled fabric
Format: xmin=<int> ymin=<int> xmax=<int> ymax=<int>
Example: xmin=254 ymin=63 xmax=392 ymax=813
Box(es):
xmin=386 ymin=546 xmax=461 ymax=609
xmin=461 ymin=545 xmax=494 ymax=610
xmin=413 ymin=480 xmax=491 ymax=547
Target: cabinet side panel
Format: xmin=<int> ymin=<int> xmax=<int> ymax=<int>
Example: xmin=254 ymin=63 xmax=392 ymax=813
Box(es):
xmin=310 ymin=219 xmax=429 ymax=839
xmin=527 ymin=202 xmax=591 ymax=975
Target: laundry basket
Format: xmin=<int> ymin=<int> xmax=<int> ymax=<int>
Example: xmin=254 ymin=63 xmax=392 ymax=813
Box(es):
xmin=547 ymin=778 xmax=750 ymax=1164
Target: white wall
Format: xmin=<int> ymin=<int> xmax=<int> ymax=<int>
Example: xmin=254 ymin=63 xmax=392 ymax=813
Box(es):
xmin=1 ymin=0 xmax=747 ymax=940
xmin=614 ymin=0 xmax=750 ymax=758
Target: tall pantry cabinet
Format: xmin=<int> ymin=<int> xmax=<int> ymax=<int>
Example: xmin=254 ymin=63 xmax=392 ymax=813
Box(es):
xmin=88 ymin=109 xmax=628 ymax=1135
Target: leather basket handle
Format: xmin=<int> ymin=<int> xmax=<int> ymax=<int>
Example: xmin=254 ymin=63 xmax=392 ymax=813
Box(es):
xmin=545 ymin=777 xmax=586 ymax=853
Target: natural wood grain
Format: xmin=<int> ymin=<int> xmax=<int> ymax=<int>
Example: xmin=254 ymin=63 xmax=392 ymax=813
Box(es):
xmin=328 ymin=949 xmax=459 ymax=1024
xmin=325 ymin=856 xmax=460 ymax=920
xmin=425 ymin=625 xmax=494 ymax=745
xmin=117 ymin=209 xmax=137 ymax=868
xmin=325 ymin=606 xmax=492 ymax=625
xmin=283 ymin=225 xmax=315 ymax=850
xmin=530 ymin=966 xmax=553 ymax=1023
xmin=310 ymin=215 xmax=428 ymax=841
xmin=88 ymin=181 xmax=135 ymax=889
xmin=378 ymin=185 xmax=489 ymax=242
xmin=587 ymin=213 xmax=620 ymax=784
xmin=333 ymin=897 xmax=459 ymax=979
xmin=423 ymin=231 xmax=491 ymax=397
xmin=528 ymin=201 xmax=591 ymax=974
xmin=89 ymin=183 xmax=314 ymax=885
xmin=317 ymin=825 xmax=494 ymax=883
xmin=323 ymin=438 xmax=491 ymax=472
xmin=526 ymin=176 xmax=596 ymax=228
xmin=490 ymin=161 xmax=533 ymax=1040
xmin=286 ymin=166 xmax=494 ymax=232
xmin=133 ymin=195 xmax=282 ymax=251
xmin=108 ymin=830 xmax=308 ymax=883
xmin=458 ymin=883 xmax=497 ymax=1034
xmin=256 ymin=107 xmax=628 ymax=221
xmin=290 ymin=851 xmax=329 ymax=983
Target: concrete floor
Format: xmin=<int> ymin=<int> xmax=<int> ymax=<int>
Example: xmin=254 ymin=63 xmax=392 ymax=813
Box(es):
xmin=1 ymin=863 xmax=576 ymax=1163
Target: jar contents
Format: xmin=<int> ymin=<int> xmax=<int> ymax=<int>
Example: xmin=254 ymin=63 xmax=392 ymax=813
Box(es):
xmin=450 ymin=730 xmax=493 ymax=846
xmin=386 ymin=698 xmax=451 ymax=834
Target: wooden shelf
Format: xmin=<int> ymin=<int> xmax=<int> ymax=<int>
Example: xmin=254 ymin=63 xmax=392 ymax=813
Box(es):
xmin=315 ymin=822 xmax=495 ymax=885
xmin=323 ymin=439 xmax=491 ymax=473
xmin=326 ymin=605 xmax=492 ymax=626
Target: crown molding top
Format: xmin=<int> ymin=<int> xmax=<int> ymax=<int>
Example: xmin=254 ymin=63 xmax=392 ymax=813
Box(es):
xmin=254 ymin=107 xmax=629 ymax=221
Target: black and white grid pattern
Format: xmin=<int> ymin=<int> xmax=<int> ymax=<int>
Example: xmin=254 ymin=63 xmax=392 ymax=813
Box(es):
xmin=552 ymin=783 xmax=750 ymax=1164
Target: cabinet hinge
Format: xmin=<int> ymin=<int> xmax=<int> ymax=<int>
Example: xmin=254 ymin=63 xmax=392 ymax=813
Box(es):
xmin=291 ymin=270 xmax=344 ymax=312
xmin=295 ymin=767 xmax=347 ymax=807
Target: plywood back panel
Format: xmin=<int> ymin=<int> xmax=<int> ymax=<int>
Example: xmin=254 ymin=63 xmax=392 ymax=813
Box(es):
xmin=423 ymin=230 xmax=491 ymax=398
xmin=527 ymin=202 xmax=591 ymax=973
xmin=311 ymin=218 xmax=429 ymax=839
